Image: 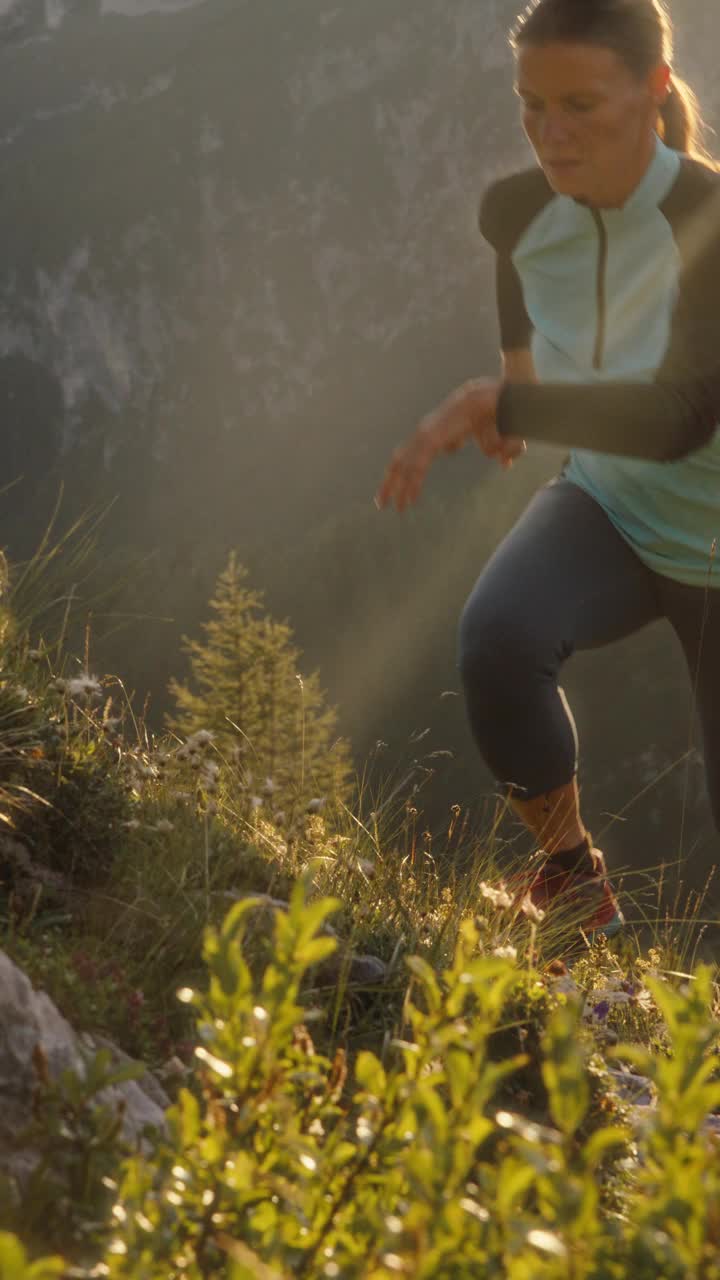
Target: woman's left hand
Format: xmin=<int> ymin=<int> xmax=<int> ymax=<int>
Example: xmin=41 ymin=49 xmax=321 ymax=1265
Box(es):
xmin=375 ymin=379 xmax=526 ymax=512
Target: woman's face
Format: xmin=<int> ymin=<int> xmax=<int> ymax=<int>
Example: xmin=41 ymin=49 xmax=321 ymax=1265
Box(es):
xmin=515 ymin=42 xmax=670 ymax=206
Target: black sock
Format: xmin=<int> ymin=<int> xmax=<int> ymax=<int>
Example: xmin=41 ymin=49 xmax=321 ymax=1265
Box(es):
xmin=547 ymin=836 xmax=595 ymax=876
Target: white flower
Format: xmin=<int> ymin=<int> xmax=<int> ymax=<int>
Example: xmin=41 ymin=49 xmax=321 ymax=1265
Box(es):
xmin=479 ymin=881 xmax=512 ymax=910
xmin=66 ymin=675 xmax=102 ymax=699
xmin=154 ymin=819 xmax=175 ymax=833
xmin=188 ymin=729 xmax=215 ymax=748
xmin=250 ymin=795 xmax=263 ymax=810
xmin=519 ymin=894 xmax=545 ymax=924
xmin=634 ymin=987 xmax=655 ymax=1012
xmin=493 ymin=945 xmax=518 ymax=962
xmin=307 ymin=797 xmax=326 ymax=814
xmin=262 ymin=777 xmax=276 ymax=795
xmin=123 ymin=819 xmax=142 ymax=831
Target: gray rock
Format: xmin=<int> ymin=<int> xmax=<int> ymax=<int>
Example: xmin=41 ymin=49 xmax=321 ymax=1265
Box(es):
xmin=316 ymin=951 xmax=387 ymax=988
xmin=606 ymin=1067 xmax=654 ymax=1108
xmin=0 ymin=950 xmax=167 ymax=1188
xmin=80 ymin=1031 xmax=171 ymax=1112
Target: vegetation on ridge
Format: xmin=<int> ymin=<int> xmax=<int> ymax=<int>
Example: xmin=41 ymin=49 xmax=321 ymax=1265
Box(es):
xmin=0 ymin=534 xmax=719 ymax=1276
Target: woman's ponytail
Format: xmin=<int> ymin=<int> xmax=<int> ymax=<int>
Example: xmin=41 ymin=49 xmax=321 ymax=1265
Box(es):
xmin=658 ymin=74 xmax=699 ymax=156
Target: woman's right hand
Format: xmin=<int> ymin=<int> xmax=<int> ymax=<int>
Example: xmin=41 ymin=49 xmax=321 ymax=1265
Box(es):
xmin=375 ymin=379 xmax=525 ymax=513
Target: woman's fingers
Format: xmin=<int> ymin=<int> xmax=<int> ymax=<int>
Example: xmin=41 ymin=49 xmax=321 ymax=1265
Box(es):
xmin=375 ymin=443 xmax=429 ymax=511
xmin=376 ymin=380 xmax=512 ymax=511
xmin=498 ymin=435 xmax=527 ymax=467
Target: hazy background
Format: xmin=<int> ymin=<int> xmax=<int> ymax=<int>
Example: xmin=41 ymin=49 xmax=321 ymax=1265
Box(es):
xmin=2 ymin=0 xmax=720 ymax=896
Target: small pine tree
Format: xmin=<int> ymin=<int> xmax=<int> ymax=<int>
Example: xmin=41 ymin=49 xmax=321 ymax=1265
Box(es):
xmin=167 ymin=552 xmax=352 ymax=818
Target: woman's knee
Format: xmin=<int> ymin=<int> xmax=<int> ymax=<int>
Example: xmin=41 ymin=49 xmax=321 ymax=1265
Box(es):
xmin=457 ymin=588 xmax=552 ymax=692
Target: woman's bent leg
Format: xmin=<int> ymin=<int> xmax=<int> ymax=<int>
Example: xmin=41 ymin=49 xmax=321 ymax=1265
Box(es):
xmin=457 ymin=477 xmax=660 ymax=849
xmin=662 ymin=577 xmax=720 ymax=836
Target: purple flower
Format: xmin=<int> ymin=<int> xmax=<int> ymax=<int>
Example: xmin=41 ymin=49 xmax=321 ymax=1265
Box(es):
xmin=593 ymin=1000 xmax=611 ymax=1022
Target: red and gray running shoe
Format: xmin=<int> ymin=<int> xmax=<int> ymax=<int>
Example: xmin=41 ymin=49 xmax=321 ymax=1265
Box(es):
xmin=517 ymin=840 xmax=624 ymax=940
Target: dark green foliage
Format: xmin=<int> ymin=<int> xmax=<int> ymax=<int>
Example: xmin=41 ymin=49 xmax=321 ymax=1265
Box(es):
xmin=168 ymin=551 xmax=353 ymax=823
xmin=0 ymin=1045 xmax=148 ymax=1265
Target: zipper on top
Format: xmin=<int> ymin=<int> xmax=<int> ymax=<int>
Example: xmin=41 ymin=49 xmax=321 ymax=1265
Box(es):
xmin=591 ymin=207 xmax=608 ymax=371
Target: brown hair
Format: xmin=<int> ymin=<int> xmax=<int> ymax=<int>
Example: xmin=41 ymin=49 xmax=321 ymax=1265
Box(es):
xmin=511 ymin=0 xmax=713 ymax=162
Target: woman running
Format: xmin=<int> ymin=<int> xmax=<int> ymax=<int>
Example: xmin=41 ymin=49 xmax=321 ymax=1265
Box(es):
xmin=376 ymin=0 xmax=720 ymax=939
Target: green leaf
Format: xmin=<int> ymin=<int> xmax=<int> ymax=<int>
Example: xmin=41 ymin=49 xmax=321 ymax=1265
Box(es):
xmin=297 ymin=937 xmax=338 ymax=969
xmin=0 ymin=1235 xmax=26 ymax=1280
xmin=542 ymin=1003 xmax=590 ymax=1138
xmin=295 ymin=897 xmax=343 ymax=943
xmin=101 ymin=1061 xmax=147 ymax=1090
xmin=583 ymin=1125 xmax=632 ymax=1171
xmin=220 ymin=896 xmax=267 ymax=940
xmin=0 ymin=1236 xmax=64 ymax=1280
xmin=171 ymin=1088 xmax=201 ymax=1147
xmin=496 ymin=1158 xmax=537 ymax=1217
xmin=355 ymin=1052 xmax=387 ymax=1097
xmin=406 ymin=955 xmax=442 ymax=1011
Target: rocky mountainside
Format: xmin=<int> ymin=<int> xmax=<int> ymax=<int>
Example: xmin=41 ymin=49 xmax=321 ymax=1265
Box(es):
xmin=0 ymin=0 xmax=526 ymax=549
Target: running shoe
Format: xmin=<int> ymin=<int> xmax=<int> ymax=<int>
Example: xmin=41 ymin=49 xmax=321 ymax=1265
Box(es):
xmin=518 ymin=842 xmax=624 ymax=940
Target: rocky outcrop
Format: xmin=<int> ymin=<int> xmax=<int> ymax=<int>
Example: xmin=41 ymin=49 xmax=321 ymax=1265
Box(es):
xmin=0 ymin=950 xmax=168 ymax=1188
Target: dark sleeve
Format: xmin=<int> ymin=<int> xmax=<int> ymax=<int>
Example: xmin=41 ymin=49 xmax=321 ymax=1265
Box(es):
xmin=495 ymin=252 xmax=533 ymax=351
xmin=479 ymin=174 xmax=544 ymax=353
xmin=496 ymin=377 xmax=718 ymax=461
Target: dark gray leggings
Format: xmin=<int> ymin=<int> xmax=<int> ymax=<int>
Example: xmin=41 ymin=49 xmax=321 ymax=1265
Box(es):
xmin=457 ymin=475 xmax=720 ymax=832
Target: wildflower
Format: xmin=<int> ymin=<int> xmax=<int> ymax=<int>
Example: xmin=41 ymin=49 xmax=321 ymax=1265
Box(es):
xmin=66 ymin=675 xmax=102 ymax=700
xmin=307 ymin=797 xmax=326 ymax=815
xmin=123 ymin=819 xmax=142 ymax=830
xmin=519 ymin=894 xmax=545 ymax=924
xmin=262 ymin=776 xmax=276 ymax=795
xmin=250 ymin=795 xmax=263 ymax=810
xmin=632 ymin=986 xmax=655 ymax=1012
xmin=583 ymin=987 xmax=633 ymax=1021
xmin=28 ymin=649 xmax=43 ymax=662
xmin=479 ymin=881 xmax=512 ymax=910
xmin=155 ymin=819 xmax=175 ymax=833
xmin=272 ymin=810 xmax=286 ymax=826
xmin=158 ymin=1056 xmax=188 ymax=1081
xmin=188 ymin=729 xmax=215 ymax=749
xmin=493 ymin=945 xmax=518 ymax=961
xmin=357 ymin=858 xmax=375 ymax=878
